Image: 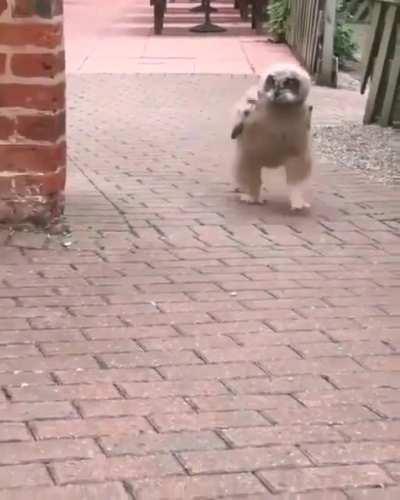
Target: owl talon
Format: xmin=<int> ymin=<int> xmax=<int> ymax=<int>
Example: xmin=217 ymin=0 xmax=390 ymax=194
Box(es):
xmin=290 ymin=199 xmax=311 ymax=211
xmin=289 ymin=185 xmax=310 ymax=211
xmin=240 ymin=193 xmax=265 ymax=205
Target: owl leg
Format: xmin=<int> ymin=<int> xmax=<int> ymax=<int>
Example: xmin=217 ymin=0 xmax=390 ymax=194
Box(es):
xmin=285 ymin=156 xmax=312 ymax=211
xmin=234 ymin=156 xmax=263 ymax=204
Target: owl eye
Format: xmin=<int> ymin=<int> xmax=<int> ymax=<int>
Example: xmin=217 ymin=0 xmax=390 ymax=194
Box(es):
xmin=264 ymin=75 xmax=275 ymax=89
xmin=285 ymin=77 xmax=299 ymax=90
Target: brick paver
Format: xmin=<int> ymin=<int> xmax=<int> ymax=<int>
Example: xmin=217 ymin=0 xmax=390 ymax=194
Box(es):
xmin=0 ymin=71 xmax=398 ymax=498
xmin=0 ymin=0 xmax=400 ymax=497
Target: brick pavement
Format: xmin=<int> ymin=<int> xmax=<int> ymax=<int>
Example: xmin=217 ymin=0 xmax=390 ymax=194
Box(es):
xmin=0 ymin=71 xmax=399 ymax=498
xmin=0 ymin=39 xmax=400 ymax=500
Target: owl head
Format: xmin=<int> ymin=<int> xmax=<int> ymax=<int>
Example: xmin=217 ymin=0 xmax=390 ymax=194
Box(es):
xmin=258 ymin=63 xmax=311 ymax=105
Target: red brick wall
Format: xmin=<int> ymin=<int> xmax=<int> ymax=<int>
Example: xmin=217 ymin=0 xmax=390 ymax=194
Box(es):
xmin=0 ymin=0 xmax=66 ymax=224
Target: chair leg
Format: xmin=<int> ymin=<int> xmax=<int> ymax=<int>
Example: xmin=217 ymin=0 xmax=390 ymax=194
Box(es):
xmin=154 ymin=0 xmax=166 ymax=34
xmin=252 ymin=0 xmax=263 ymax=33
xmin=264 ymin=0 xmax=269 ymax=21
xmin=239 ymin=0 xmax=248 ymax=20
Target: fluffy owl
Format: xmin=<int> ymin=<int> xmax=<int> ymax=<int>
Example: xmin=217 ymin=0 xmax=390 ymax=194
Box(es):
xmin=231 ymin=63 xmax=313 ymax=210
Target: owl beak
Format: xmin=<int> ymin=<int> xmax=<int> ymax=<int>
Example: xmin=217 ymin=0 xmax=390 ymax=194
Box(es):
xmin=273 ymin=89 xmax=281 ymax=101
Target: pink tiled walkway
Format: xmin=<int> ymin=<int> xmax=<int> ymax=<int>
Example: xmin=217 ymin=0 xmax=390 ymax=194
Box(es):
xmin=64 ymin=0 xmax=294 ymax=74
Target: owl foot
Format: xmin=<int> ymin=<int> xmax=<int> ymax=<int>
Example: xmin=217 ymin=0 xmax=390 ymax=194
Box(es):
xmin=290 ymin=194 xmax=310 ymax=211
xmin=289 ymin=185 xmax=310 ymax=211
xmin=240 ymin=193 xmax=265 ymax=205
xmin=291 ymin=200 xmax=311 ymax=211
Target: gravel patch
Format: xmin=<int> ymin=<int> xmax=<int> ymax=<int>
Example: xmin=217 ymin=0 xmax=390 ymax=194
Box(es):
xmin=337 ymin=70 xmax=361 ymax=91
xmin=314 ymin=122 xmax=400 ymax=185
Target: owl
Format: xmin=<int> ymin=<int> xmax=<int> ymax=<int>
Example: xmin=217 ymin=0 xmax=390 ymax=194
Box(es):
xmin=231 ymin=63 xmax=313 ymax=210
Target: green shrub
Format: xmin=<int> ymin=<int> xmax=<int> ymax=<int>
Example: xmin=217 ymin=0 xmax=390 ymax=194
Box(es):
xmin=265 ymin=0 xmax=358 ymax=64
xmin=266 ymin=0 xmax=290 ymax=42
xmin=335 ymin=0 xmax=358 ymax=65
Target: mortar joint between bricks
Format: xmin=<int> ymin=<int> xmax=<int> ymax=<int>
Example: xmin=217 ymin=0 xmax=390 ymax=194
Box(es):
xmin=228 ymin=334 xmax=243 ymax=347
xmin=13 ymin=297 xmax=23 ymax=307
xmin=122 ymin=480 xmax=138 ymax=500
xmin=334 ymin=425 xmax=353 ymax=444
xmin=287 ymin=393 xmax=305 ymax=409
xmin=382 ymin=339 xmax=397 ymax=353
xmin=45 ymin=462 xmax=58 ymax=486
xmin=170 ymin=323 xmax=186 ymax=336
xmin=363 ymin=403 xmax=388 ymax=420
xmin=259 ymin=410 xmax=278 ymax=426
xmin=254 ymin=361 xmax=273 ymax=376
xmin=146 ymin=414 xmax=163 ymax=433
xmin=63 ymin=306 xmax=78 ymax=318
xmin=320 ymin=329 xmax=339 ymax=343
xmin=253 ymin=470 xmax=278 ymax=494
xmin=70 ymin=162 xmax=140 ymax=239
xmin=94 ymin=436 xmax=112 ymax=457
xmin=351 ymin=356 xmax=371 ymax=371
xmin=25 ymin=420 xmax=39 ymax=441
xmin=192 ymin=349 xmax=208 ymax=364
xmin=132 ymin=339 xmax=147 ymax=352
xmin=286 ymin=393 xmax=308 ymax=409
xmin=288 ymin=344 xmax=306 ymax=360
xmin=117 ymin=315 xmax=132 ymax=327
xmin=80 ymin=328 xmax=92 ymax=341
xmin=263 ymin=320 xmax=277 ymax=332
xmin=296 ymin=443 xmax=318 ymax=466
xmin=291 ymin=307 xmax=309 ymax=320
xmin=219 ymin=379 xmax=236 ymax=396
xmin=172 ymin=450 xmax=193 ymax=476
xmin=99 ymin=294 xmax=113 ymax=306
xmin=70 ymin=400 xmax=84 ymax=418
xmin=287 ymin=225 xmax=307 ymax=235
xmin=35 ymin=341 xmax=48 ymax=358
xmin=214 ymin=429 xmax=234 ymax=449
xmin=1 ymin=387 xmax=12 ymax=401
xmin=153 ymin=366 xmax=168 ymax=381
xmin=377 ymin=304 xmax=391 ymax=316
xmin=259 ymin=409 xmax=277 ymax=425
xmin=182 ymin=395 xmax=201 ymax=413
xmin=143 ymin=414 xmax=160 ymax=433
xmin=320 ymin=296 xmax=335 ymax=308
xmin=49 ymin=370 xmax=61 ymax=384
xmin=114 ymin=382 xmax=129 ymax=399
xmin=92 ymin=354 xmax=108 ymax=369
xmin=381 ymin=464 xmax=400 ymax=485
xmin=320 ymin=374 xmax=340 ymax=390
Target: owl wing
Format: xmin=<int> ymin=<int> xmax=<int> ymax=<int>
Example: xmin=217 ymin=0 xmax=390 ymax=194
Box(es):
xmin=231 ymin=122 xmax=244 ymax=139
xmin=306 ymin=105 xmax=313 ymax=130
xmin=230 ymin=89 xmax=258 ymax=140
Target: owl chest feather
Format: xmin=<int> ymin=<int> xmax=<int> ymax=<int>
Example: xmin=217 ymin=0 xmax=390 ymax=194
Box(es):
xmin=240 ymin=103 xmax=310 ymax=165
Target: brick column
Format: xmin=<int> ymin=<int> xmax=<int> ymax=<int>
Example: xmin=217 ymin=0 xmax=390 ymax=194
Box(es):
xmin=0 ymin=0 xmax=66 ymax=224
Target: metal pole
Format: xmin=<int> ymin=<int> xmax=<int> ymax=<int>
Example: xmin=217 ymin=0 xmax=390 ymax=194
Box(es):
xmin=189 ymin=0 xmax=226 ymax=32
xmin=190 ymin=0 xmax=218 ymax=13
